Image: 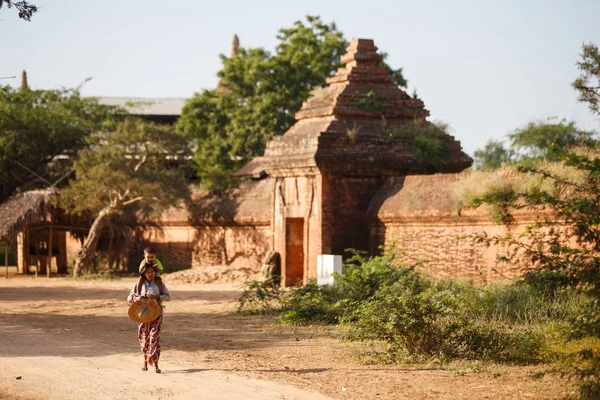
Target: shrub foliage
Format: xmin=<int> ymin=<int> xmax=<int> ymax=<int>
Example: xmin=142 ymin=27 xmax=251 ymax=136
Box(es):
xmin=238 ymin=250 xmax=579 ymax=364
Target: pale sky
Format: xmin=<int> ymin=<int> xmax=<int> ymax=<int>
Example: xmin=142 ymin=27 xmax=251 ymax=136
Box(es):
xmin=2 ymin=0 xmax=599 ymax=156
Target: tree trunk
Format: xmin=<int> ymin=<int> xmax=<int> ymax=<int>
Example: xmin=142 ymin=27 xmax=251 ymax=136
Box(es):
xmin=47 ymin=215 xmax=53 ymax=278
xmin=73 ymin=207 xmax=112 ymax=276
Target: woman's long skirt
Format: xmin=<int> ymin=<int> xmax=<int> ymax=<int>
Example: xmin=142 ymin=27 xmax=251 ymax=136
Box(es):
xmin=138 ymin=313 xmax=163 ymax=366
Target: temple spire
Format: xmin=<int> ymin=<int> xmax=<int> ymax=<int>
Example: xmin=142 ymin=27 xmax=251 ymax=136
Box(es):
xmin=295 ymin=38 xmax=428 ymax=121
xmin=230 ymin=34 xmax=240 ymax=58
xmin=20 ymin=70 xmax=28 ymax=91
xmin=217 ymin=35 xmax=240 ymax=93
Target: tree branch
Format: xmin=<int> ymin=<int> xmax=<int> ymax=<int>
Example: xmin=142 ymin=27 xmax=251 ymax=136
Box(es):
xmin=133 ymin=153 xmax=147 ymax=172
xmin=1 ymin=1 xmax=38 ymax=21
xmin=15 ymin=161 xmax=52 ymax=185
xmin=522 ymin=166 xmax=590 ymax=192
xmin=121 ymin=196 xmax=144 ymax=206
xmin=118 ymin=188 xmax=130 ymax=200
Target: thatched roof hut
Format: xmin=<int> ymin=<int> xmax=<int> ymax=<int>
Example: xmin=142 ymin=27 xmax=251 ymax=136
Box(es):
xmin=0 ymin=188 xmax=56 ymax=241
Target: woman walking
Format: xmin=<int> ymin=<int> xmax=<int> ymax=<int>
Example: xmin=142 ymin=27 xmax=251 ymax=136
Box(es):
xmin=127 ymin=262 xmax=171 ymax=373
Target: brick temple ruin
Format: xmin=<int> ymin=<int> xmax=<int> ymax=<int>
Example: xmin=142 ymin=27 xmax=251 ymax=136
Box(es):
xmin=254 ymin=38 xmax=472 ymax=285
xmin=1 ymin=38 xmax=532 ymax=284
xmin=142 ymin=39 xmax=523 ymax=286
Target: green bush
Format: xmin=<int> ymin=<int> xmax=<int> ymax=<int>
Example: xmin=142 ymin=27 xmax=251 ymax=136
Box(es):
xmin=236 ymin=251 xmax=577 ymax=365
xmin=344 ymin=284 xmax=544 ymax=363
xmin=479 ymin=283 xmax=588 ymax=325
xmin=280 ymin=250 xmax=426 ymax=325
xmin=237 ymin=280 xmax=284 ymax=314
xmin=281 ymin=280 xmax=335 ymax=323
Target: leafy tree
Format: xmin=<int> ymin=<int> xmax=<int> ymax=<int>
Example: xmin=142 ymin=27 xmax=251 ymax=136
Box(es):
xmin=472 ymin=119 xmax=597 ymax=170
xmin=0 ymin=85 xmax=120 ymax=202
xmin=470 ymin=150 xmax=600 ymax=290
xmin=468 ymin=44 xmax=600 ymax=398
xmin=379 ymin=51 xmax=408 ymax=89
xmin=509 ymin=118 xmax=597 ymax=162
xmin=473 ymin=139 xmax=513 ymax=170
xmin=0 ymin=1 xmax=38 ymax=21
xmin=469 ymin=147 xmax=600 ymax=398
xmin=60 ymin=119 xmax=191 ymax=275
xmin=573 ymin=43 xmax=600 ymax=116
xmin=179 ymin=49 xmax=275 ymax=190
xmin=178 ymin=15 xmax=407 ymax=190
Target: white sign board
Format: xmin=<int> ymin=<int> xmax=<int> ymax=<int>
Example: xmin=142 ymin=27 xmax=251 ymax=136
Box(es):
xmin=317 ymin=254 xmax=343 ymax=285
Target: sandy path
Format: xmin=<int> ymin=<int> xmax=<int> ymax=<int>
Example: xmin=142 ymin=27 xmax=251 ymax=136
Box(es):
xmin=0 ymin=278 xmax=331 ymax=400
xmin=0 ymin=325 xmax=331 ymax=400
xmin=0 ymin=277 xmax=574 ymax=400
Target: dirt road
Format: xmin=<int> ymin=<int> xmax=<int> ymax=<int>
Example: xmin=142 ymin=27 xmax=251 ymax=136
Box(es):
xmin=0 ymin=277 xmax=573 ymax=400
xmin=0 ymin=278 xmax=331 ymax=400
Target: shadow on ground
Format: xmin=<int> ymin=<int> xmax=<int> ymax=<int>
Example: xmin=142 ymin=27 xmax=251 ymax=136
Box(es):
xmin=0 ymin=310 xmax=326 ymax=358
xmin=0 ymin=286 xmax=240 ymax=302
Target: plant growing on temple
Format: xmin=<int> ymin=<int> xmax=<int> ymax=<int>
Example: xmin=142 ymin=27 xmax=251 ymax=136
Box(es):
xmin=178 ymin=15 xmax=407 ymax=190
xmin=382 ymin=119 xmax=452 ymax=171
xmin=0 ymin=84 xmax=121 ymax=202
xmin=352 ymin=90 xmax=388 ymax=113
xmin=60 ymin=118 xmax=191 ymax=276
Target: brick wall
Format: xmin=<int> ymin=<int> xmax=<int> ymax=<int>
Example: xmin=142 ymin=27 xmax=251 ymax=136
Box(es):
xmin=372 ymin=219 xmax=523 ymax=284
xmin=322 ymin=175 xmax=386 ymax=257
xmin=189 ymin=225 xmax=271 ymax=270
xmin=142 ymin=220 xmax=271 ymax=272
xmin=63 ymin=180 xmax=273 ymax=274
xmin=66 ymin=223 xmax=270 ymax=273
xmin=369 ymin=174 xmax=539 ymax=284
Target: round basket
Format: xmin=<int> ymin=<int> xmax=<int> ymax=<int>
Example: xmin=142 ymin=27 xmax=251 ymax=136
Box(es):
xmin=128 ymin=298 xmax=161 ymax=323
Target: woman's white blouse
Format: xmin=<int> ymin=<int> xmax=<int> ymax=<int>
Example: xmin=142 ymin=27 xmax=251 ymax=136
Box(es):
xmin=127 ymin=280 xmax=171 ymax=303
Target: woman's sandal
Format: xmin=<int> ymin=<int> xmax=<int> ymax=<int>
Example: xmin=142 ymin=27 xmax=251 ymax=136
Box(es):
xmin=142 ymin=359 xmax=148 ymax=371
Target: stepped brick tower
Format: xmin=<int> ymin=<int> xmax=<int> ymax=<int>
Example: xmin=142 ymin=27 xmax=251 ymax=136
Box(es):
xmin=258 ymin=39 xmax=472 ymax=286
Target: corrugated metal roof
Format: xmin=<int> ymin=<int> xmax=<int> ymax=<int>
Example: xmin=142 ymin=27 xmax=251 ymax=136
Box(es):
xmin=96 ymin=97 xmax=187 ymax=116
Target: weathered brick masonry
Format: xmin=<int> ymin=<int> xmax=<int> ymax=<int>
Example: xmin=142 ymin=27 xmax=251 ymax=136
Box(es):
xmin=97 ymin=179 xmax=274 ymax=273
xmin=57 ymin=39 xmax=530 ymax=284
xmin=173 ymin=179 xmax=272 ymax=270
xmin=255 ymin=38 xmax=473 ymax=285
xmin=369 ymin=173 xmax=534 ymax=284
